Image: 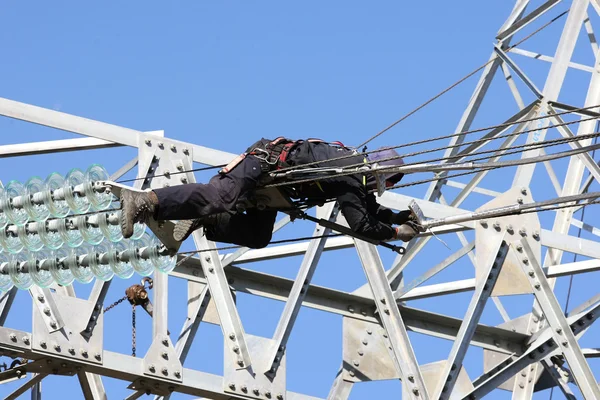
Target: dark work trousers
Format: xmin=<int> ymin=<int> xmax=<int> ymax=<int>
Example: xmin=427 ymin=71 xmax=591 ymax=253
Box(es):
xmin=154 ymin=155 xmax=264 ymax=220
xmin=153 ymin=155 xmax=278 ymax=248
xmin=205 ymin=208 xmax=278 ymax=249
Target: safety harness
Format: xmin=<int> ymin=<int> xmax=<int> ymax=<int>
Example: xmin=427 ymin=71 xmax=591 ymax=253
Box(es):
xmin=219 ymin=136 xmax=349 ymax=175
xmin=263 ymin=137 xmax=349 ymax=170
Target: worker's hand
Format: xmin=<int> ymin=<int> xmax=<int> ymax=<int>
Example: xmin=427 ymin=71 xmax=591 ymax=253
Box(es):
xmin=394 ymin=222 xmax=420 ymax=242
xmin=391 ymin=210 xmax=413 ymax=225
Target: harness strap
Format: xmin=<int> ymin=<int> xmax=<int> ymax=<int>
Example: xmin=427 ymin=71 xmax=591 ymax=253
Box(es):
xmin=241 ymin=136 xmax=350 ymax=174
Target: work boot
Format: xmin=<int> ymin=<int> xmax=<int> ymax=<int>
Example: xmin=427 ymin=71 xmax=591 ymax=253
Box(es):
xmin=120 ymin=189 xmax=159 ymax=239
xmin=173 ymin=215 xmax=217 ymax=242
xmin=394 ymin=221 xmax=421 ymax=242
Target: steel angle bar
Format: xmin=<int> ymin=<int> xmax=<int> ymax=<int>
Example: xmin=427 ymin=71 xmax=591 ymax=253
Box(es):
xmin=173 ymin=259 xmax=528 ymax=354
xmin=537 ymin=148 xmax=563 ymax=196
xmin=540 ymin=229 xmax=600 ymax=259
xmin=445 ymin=103 xmax=539 ymax=162
xmin=192 ymin=231 xmax=253 ymax=369
xmin=374 ymin=134 xmax=522 ymax=296
xmin=81 ymin=280 xmax=112 ymax=339
xmin=0 ymin=97 xmax=145 ymax=148
xmin=354 ymin=191 xmax=475 ymax=296
xmin=393 ymin=241 xmax=474 ymax=300
xmin=509 ymin=47 xmax=596 ymax=73
xmin=527 ymin=292 xmax=600 ymax=346
xmin=500 ymin=62 xmax=526 ymax=108
xmin=0 ymin=138 xmax=121 ymax=158
xmin=424 ymin=53 xmax=504 ymax=201
xmin=571 ymin=218 xmax=600 ymax=237
xmin=29 ymin=286 xmax=65 ymax=333
xmin=550 ymin=101 xmax=600 ymax=118
xmin=569 ymin=293 xmax=600 ymax=317
xmin=467 ymin=300 xmax=600 ymax=398
xmin=78 ymin=372 xmax=107 ymax=400
xmin=0 ymin=96 xmax=234 ymax=166
xmin=445 ymin=133 xmax=522 ymax=212
xmin=426 ymin=0 xmax=527 ymax=202
xmin=149 ymin=282 xmax=210 ymax=400
xmin=445 ymin=180 xmax=501 ymax=197
xmin=175 ymin=282 xmax=210 ymax=363
xmin=433 ymin=236 xmax=510 ymax=399
xmin=498 ymin=0 xmax=530 ymax=35
xmin=545 ymin=259 xmax=600 ymax=277
xmin=540 ymin=358 xmax=577 ymax=399
xmin=497 ymin=0 xmax=562 ymax=41
xmin=583 ymin=348 xmax=600 ymax=357
xmin=152 ymin=272 xmax=169 ymax=340
xmin=494 ymin=46 xmax=543 ymax=98
xmin=550 ymin=115 xmax=600 ymax=183
xmin=327 ymin=368 xmax=353 ymax=400
xmin=48 ymin=281 xmax=107 ymax=398
xmin=4 ymin=373 xmax=47 ymax=400
xmin=353 ymin=239 xmax=429 ymax=399
xmin=124 ymin=391 xmax=145 ymax=400
xmin=110 ymin=157 xmax=139 ymax=181
xmin=37 ymin=346 xmax=319 ymax=400
xmin=518 ymin=239 xmax=600 ymax=398
xmin=541 ymin=0 xmax=591 ymax=101
xmin=438 ymin=193 xmax=511 ymax=325
xmin=398 ymin=278 xmax=476 ymax=301
xmin=267 ymin=203 xmax=338 ymax=375
xmin=0 ymin=287 xmax=17 ymax=326
xmin=580 ymin=172 xmax=595 ymax=194
xmin=31 ymin=374 xmax=41 ymax=400
xmin=513 ymin=0 xmax=591 ymax=187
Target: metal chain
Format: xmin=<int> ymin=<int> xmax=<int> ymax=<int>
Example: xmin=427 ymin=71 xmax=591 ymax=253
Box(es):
xmin=103 ymin=295 xmax=127 ymax=313
xmin=132 ymin=304 xmax=136 ymax=357
xmin=102 ymin=279 xmax=154 ymax=357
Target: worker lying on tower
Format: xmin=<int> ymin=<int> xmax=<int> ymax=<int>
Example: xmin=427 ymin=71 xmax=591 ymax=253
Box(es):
xmin=118 ymin=137 xmax=421 ymax=249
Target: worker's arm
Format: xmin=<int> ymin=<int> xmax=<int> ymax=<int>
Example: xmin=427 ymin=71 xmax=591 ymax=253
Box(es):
xmin=365 ymin=193 xmax=412 ymax=225
xmin=337 ymin=190 xmax=396 ymax=241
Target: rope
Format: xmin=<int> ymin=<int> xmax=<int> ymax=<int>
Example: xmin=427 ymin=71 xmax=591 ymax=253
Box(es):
xmin=356 ymin=9 xmax=569 ymax=148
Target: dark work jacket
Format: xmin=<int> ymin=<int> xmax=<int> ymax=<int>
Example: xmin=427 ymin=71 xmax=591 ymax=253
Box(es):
xmin=282 ymin=141 xmax=397 ymax=241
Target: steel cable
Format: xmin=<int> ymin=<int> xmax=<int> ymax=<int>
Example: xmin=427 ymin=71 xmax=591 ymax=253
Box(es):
xmin=111 ymin=9 xmax=573 ymax=186
xmin=356 ymin=9 xmax=569 ymax=148
xmin=265 ymin=130 xmax=600 ymax=188
xmin=112 ymin=104 xmax=599 ymax=186
xmin=172 ymin=196 xmax=600 ymax=261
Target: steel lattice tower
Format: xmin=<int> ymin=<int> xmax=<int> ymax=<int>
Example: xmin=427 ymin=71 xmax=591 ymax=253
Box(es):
xmin=0 ymin=0 xmax=599 ymax=399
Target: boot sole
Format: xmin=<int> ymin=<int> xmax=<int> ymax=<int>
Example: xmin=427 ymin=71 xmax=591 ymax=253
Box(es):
xmin=120 ymin=191 xmax=134 ymax=239
xmin=173 ymin=220 xmax=196 ymax=242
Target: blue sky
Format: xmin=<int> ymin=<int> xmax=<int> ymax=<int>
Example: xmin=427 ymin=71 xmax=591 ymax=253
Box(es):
xmin=0 ymin=1 xmax=599 ymax=399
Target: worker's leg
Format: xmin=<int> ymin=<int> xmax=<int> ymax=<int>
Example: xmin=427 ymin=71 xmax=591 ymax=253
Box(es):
xmin=120 ymin=155 xmax=264 ymax=238
xmin=205 ymin=209 xmax=278 ymax=249
xmin=154 ymin=155 xmax=264 ymax=220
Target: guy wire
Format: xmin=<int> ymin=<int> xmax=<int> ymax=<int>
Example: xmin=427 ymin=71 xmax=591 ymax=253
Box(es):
xmin=356 ymin=9 xmax=569 ymax=148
